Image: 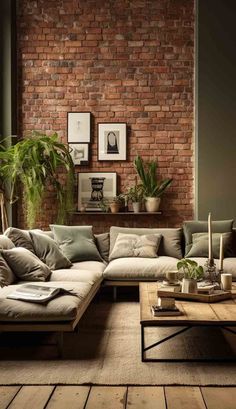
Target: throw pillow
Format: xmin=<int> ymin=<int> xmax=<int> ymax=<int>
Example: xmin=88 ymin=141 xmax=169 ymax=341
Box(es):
xmin=1 ymin=247 xmax=51 ymax=282
xmin=186 ymin=232 xmax=232 ymax=259
xmin=0 ymin=255 xmax=16 ymax=286
xmin=29 ymin=230 xmax=72 ymax=270
xmin=4 ymin=227 xmax=35 ymax=254
xmin=109 ymin=233 xmax=162 ymax=261
xmin=95 ymin=233 xmax=110 ymax=262
xmin=183 ymin=219 xmax=234 ymax=256
xmin=109 ymin=226 xmax=183 ymax=259
xmin=50 ymin=225 xmax=103 ymax=262
xmin=0 ymin=235 xmax=15 ymax=250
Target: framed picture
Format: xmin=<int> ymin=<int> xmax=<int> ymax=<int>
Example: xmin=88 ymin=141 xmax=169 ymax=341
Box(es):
xmin=69 ymin=143 xmax=89 ymax=165
xmin=98 ymin=122 xmax=127 ymax=161
xmin=67 ymin=112 xmax=91 ymax=143
xmin=78 ymin=172 xmax=117 ymax=211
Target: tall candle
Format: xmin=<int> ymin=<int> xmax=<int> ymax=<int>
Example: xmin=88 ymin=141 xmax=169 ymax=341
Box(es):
xmin=208 ymin=212 xmax=213 ymax=260
xmin=219 ymin=234 xmax=223 ymax=270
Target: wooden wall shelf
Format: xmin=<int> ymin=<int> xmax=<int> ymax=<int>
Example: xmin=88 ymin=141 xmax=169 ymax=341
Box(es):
xmin=71 ymin=211 xmax=162 ymax=215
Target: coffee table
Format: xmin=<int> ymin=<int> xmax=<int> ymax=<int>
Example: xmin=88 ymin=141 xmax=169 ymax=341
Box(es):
xmin=139 ymin=282 xmax=236 ymax=362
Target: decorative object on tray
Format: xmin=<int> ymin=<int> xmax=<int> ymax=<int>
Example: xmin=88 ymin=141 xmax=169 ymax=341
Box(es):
xmin=78 ymin=172 xmax=117 ymax=211
xmin=134 ymin=155 xmax=172 ymax=213
xmin=67 ymin=112 xmax=91 ymax=143
xmin=177 ymin=258 xmax=204 ymax=294
xmin=69 ymin=143 xmax=89 ymax=165
xmin=221 ymin=273 xmax=232 ymax=291
xmin=98 ymin=122 xmax=127 ymax=161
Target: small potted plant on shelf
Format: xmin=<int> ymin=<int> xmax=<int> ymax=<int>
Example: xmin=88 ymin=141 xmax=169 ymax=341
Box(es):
xmin=134 ymin=155 xmax=172 ymax=212
xmin=109 ymin=196 xmax=122 ymax=213
xmin=177 ymin=259 xmax=204 ymax=294
xmin=99 ymin=198 xmax=110 ymax=213
xmin=126 ymin=184 xmax=143 ymax=213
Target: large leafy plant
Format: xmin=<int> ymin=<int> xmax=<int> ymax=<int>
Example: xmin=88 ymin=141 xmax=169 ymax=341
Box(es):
xmin=134 ymin=155 xmax=172 ymax=198
xmin=177 ymin=258 xmax=204 ymax=280
xmin=0 ymin=132 xmax=75 ymax=228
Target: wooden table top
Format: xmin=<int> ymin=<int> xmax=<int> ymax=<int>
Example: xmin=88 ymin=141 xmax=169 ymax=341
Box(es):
xmin=139 ymin=282 xmax=236 ymax=326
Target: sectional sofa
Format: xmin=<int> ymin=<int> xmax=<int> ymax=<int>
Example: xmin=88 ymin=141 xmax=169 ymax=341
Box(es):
xmin=0 ymin=221 xmax=235 ymax=352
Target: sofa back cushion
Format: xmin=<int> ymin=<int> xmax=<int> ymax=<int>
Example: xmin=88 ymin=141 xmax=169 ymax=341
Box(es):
xmin=186 ymin=232 xmax=232 ymax=258
xmin=183 ymin=220 xmax=234 ymax=257
xmin=29 ymin=231 xmax=72 ymax=270
xmin=109 ymin=226 xmax=183 ymax=259
xmin=95 ymin=233 xmax=110 ymax=262
xmin=1 ymin=247 xmax=51 ymax=282
xmin=50 ymin=225 xmax=103 ymax=263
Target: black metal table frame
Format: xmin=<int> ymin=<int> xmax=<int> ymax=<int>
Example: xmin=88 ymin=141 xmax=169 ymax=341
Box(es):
xmin=141 ymin=323 xmax=236 ymax=362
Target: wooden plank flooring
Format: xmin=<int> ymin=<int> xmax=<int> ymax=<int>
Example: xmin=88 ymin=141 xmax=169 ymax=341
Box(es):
xmin=0 ymin=386 xmax=235 ymax=409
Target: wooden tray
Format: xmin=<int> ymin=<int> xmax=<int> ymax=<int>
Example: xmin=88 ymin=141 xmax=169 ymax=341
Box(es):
xmin=157 ymin=289 xmax=232 ymax=303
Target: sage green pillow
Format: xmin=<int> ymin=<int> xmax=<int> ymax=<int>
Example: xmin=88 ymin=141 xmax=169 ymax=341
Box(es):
xmin=95 ymin=233 xmax=110 ymax=262
xmin=29 ymin=231 xmax=72 ymax=270
xmin=186 ymin=232 xmax=232 ymax=258
xmin=109 ymin=233 xmax=162 ymax=261
xmin=1 ymin=247 xmax=51 ymax=282
xmin=183 ymin=220 xmax=234 ymax=256
xmin=50 ymin=225 xmax=103 ymax=263
xmin=0 ymin=255 xmax=16 ymax=286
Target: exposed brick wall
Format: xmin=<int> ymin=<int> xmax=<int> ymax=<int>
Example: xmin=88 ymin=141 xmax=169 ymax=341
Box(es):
xmin=16 ymin=0 xmax=194 ymax=232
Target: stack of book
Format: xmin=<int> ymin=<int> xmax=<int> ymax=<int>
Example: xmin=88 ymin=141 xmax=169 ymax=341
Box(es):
xmin=151 ymin=296 xmax=182 ymax=317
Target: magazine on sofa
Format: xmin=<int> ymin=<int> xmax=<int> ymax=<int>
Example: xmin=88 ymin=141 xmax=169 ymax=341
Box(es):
xmin=7 ymin=284 xmax=75 ymax=304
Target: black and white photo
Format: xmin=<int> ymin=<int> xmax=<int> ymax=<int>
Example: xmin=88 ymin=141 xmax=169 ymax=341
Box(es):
xmin=67 ymin=112 xmax=91 ymax=143
xmin=98 ymin=123 xmax=127 ymax=160
xmin=78 ymin=172 xmax=117 ymax=211
xmin=69 ymin=143 xmax=89 ymax=165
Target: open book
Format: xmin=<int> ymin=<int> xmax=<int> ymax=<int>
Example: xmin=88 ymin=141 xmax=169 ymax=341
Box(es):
xmin=7 ymin=284 xmax=75 ymax=304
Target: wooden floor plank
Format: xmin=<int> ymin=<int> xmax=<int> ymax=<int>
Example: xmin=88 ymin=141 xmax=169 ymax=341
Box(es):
xmin=8 ymin=386 xmax=54 ymax=409
xmin=85 ymin=386 xmax=127 ymax=409
xmin=127 ymin=386 xmax=166 ymax=409
xmin=201 ymin=387 xmax=236 ymax=409
xmin=0 ymin=386 xmax=20 ymax=409
xmin=46 ymin=386 xmax=90 ymax=409
xmin=165 ymin=386 xmax=206 ymax=409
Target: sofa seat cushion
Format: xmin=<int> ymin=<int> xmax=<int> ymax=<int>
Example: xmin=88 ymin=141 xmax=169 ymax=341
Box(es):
xmin=103 ymin=256 xmax=179 ymax=281
xmin=72 ymin=261 xmax=106 ymax=273
xmin=0 ymin=281 xmax=95 ymax=322
xmin=50 ymin=269 xmax=103 ymax=284
xmin=187 ymin=257 xmax=236 ymax=280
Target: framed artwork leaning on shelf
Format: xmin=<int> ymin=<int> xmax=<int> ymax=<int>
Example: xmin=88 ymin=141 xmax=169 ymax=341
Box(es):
xmin=78 ymin=172 xmax=117 ymax=211
xmin=98 ymin=122 xmax=127 ymax=161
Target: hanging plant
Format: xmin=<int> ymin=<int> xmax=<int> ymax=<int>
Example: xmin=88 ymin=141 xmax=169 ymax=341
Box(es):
xmin=0 ymin=131 xmax=75 ymax=228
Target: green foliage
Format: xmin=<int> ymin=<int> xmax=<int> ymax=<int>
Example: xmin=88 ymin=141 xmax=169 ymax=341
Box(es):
xmin=134 ymin=155 xmax=172 ymax=198
xmin=177 ymin=258 xmax=204 ymax=280
xmin=125 ymin=184 xmax=143 ymax=203
xmin=0 ymin=131 xmax=75 ymax=228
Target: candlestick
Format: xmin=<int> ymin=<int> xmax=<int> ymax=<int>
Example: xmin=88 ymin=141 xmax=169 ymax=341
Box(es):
xmin=208 ymin=212 xmax=213 ymax=260
xmin=219 ymin=234 xmax=223 ymax=271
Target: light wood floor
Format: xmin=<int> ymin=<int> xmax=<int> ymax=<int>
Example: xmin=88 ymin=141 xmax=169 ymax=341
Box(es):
xmin=1 ymin=385 xmax=236 ymax=409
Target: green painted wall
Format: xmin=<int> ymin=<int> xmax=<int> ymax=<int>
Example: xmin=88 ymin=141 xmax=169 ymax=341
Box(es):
xmin=197 ymin=0 xmax=236 ymax=221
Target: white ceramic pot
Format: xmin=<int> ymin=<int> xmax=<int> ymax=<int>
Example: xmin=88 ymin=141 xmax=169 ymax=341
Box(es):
xmin=145 ymin=197 xmax=161 ymax=212
xmin=182 ymin=278 xmax=198 ymax=294
xmin=132 ymin=202 xmax=141 ymax=213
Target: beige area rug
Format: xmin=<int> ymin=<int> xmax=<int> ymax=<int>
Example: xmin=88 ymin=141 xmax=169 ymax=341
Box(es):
xmin=0 ymin=301 xmax=235 ymax=385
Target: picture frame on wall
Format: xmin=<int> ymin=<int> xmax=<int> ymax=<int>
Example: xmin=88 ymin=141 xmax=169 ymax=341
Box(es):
xmin=98 ymin=122 xmax=127 ymax=161
xmin=69 ymin=143 xmax=89 ymax=165
xmin=78 ymin=172 xmax=117 ymax=211
xmin=67 ymin=112 xmax=91 ymax=143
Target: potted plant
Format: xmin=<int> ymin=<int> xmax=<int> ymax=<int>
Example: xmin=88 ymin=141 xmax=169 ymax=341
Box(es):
xmin=109 ymin=196 xmax=122 ymax=213
xmin=0 ymin=131 xmax=75 ymax=228
xmin=134 ymin=155 xmax=172 ymax=212
xmin=177 ymin=258 xmax=204 ymax=294
xmin=126 ymin=184 xmax=143 ymax=213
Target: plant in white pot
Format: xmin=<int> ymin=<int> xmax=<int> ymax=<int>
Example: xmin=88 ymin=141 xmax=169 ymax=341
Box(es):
xmin=126 ymin=184 xmax=143 ymax=213
xmin=134 ymin=155 xmax=172 ymax=212
xmin=177 ymin=259 xmax=204 ymax=294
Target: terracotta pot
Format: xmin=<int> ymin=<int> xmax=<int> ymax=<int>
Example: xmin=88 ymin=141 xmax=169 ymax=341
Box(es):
xmin=110 ymin=203 xmax=120 ymax=213
xmin=132 ymin=202 xmax=141 ymax=213
xmin=182 ymin=278 xmax=197 ymax=294
xmin=145 ymin=197 xmax=161 ymax=212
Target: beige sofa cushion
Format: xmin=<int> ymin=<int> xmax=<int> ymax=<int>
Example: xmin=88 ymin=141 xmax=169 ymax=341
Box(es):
xmin=50 ymin=269 xmax=103 ymax=285
xmin=72 ymin=261 xmax=106 ymax=273
xmin=103 ymin=256 xmax=179 ymax=281
xmin=0 ymin=281 xmax=94 ymax=322
xmin=0 ymin=235 xmax=15 ymax=250
xmin=109 ymin=226 xmax=182 ymax=259
xmin=109 ymin=233 xmax=162 ymax=261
